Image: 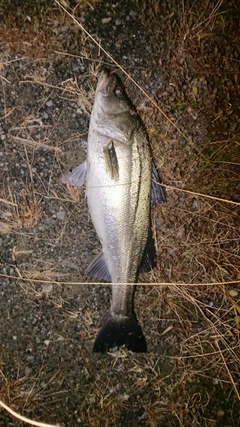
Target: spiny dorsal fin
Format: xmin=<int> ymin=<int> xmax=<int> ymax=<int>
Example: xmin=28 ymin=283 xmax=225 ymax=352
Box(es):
xmin=151 ymin=162 xmax=165 ymax=207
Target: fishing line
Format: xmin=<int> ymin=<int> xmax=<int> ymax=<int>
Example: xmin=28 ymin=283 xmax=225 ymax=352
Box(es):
xmin=54 ymin=0 xmax=240 ymax=208
xmin=0 ymin=400 xmax=61 ymax=427
xmin=0 ymin=273 xmax=239 ymax=287
xmin=54 ymin=0 xmax=202 ymax=155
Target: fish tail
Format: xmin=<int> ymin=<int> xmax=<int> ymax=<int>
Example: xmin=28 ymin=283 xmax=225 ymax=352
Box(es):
xmin=93 ymin=312 xmax=147 ymax=353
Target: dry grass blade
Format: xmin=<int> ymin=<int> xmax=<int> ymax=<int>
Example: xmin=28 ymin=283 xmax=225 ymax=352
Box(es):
xmin=214 ymin=340 xmax=240 ymax=400
xmin=0 ymin=197 xmax=17 ymax=206
xmin=9 ymin=135 xmax=62 ymax=153
xmin=163 ymin=184 xmax=240 ymax=206
xmin=191 ymin=0 xmax=226 ymax=33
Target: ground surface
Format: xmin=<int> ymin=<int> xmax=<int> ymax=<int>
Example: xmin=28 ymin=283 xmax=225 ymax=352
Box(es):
xmin=0 ymin=0 xmax=239 ymax=426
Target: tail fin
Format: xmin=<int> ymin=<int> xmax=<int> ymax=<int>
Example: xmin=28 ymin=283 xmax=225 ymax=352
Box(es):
xmin=93 ymin=312 xmax=147 ymax=353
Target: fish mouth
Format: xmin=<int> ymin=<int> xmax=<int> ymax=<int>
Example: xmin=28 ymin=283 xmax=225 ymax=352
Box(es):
xmin=97 ymin=69 xmax=110 ymax=93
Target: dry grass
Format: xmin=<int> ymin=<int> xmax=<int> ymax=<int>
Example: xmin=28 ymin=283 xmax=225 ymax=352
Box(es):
xmin=137 ymin=282 xmax=239 ymax=426
xmin=0 ymin=187 xmax=43 ymax=231
xmin=0 ymin=367 xmax=67 ymax=427
xmin=62 ymin=180 xmax=83 ymax=203
xmin=190 ymin=137 xmax=240 ymax=202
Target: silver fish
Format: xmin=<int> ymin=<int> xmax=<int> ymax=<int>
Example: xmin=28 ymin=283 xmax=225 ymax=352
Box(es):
xmin=63 ymin=69 xmax=165 ymax=353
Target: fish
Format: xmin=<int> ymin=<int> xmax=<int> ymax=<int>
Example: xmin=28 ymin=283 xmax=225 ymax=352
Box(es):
xmin=62 ymin=69 xmax=165 ymax=353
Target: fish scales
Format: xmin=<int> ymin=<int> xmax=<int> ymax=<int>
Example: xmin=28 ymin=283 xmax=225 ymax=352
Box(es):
xmin=87 ymin=134 xmax=151 ymax=284
xmin=62 ymin=69 xmax=165 ymax=353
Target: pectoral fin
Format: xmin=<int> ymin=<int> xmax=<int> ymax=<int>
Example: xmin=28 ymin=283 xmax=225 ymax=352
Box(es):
xmin=151 ymin=163 xmax=165 ymax=207
xmin=61 ymin=160 xmax=87 ymax=187
xmin=103 ymin=140 xmax=119 ymax=180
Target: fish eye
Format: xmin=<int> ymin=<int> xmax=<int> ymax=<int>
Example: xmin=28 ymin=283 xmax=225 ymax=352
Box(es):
xmin=115 ymin=87 xmax=123 ymax=96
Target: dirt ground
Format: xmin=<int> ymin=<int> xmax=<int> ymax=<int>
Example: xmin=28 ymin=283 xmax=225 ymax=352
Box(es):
xmin=0 ymin=0 xmax=239 ymax=426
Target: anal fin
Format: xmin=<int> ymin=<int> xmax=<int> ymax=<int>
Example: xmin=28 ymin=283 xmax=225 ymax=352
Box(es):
xmin=87 ymin=251 xmax=111 ymax=282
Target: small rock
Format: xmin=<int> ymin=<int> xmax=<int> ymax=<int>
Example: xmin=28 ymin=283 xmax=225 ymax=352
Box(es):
xmin=57 ymin=210 xmax=66 ymax=220
xmin=42 ymin=283 xmax=53 ymax=295
xmin=72 ymin=63 xmax=81 ymax=72
xmin=229 ymin=289 xmax=238 ymax=297
xmin=192 ymin=199 xmax=199 ymax=210
xmin=101 ymin=17 xmax=112 ymax=24
xmin=129 ymin=10 xmax=137 ymax=17
xmin=25 ymin=367 xmax=32 ymax=376
xmin=46 ymin=100 xmax=53 ymax=107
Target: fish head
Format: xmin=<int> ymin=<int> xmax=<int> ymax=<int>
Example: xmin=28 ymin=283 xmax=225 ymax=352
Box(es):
xmin=94 ymin=69 xmax=134 ymax=118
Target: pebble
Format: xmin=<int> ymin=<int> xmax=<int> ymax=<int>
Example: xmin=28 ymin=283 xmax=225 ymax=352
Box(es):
xmin=25 ymin=367 xmax=32 ymax=376
xmin=49 ymin=207 xmax=56 ymax=214
xmin=101 ymin=17 xmax=112 ymax=24
xmin=38 ymin=225 xmax=46 ymax=231
xmin=72 ymin=62 xmax=81 ymax=72
xmin=42 ymin=283 xmax=53 ymax=294
xmin=229 ymin=289 xmax=238 ymax=297
xmin=192 ymin=199 xmax=199 ymax=210
xmin=46 ymin=100 xmax=53 ymax=107
xmin=129 ymin=9 xmax=137 ymax=17
xmin=57 ymin=210 xmax=66 ymax=220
